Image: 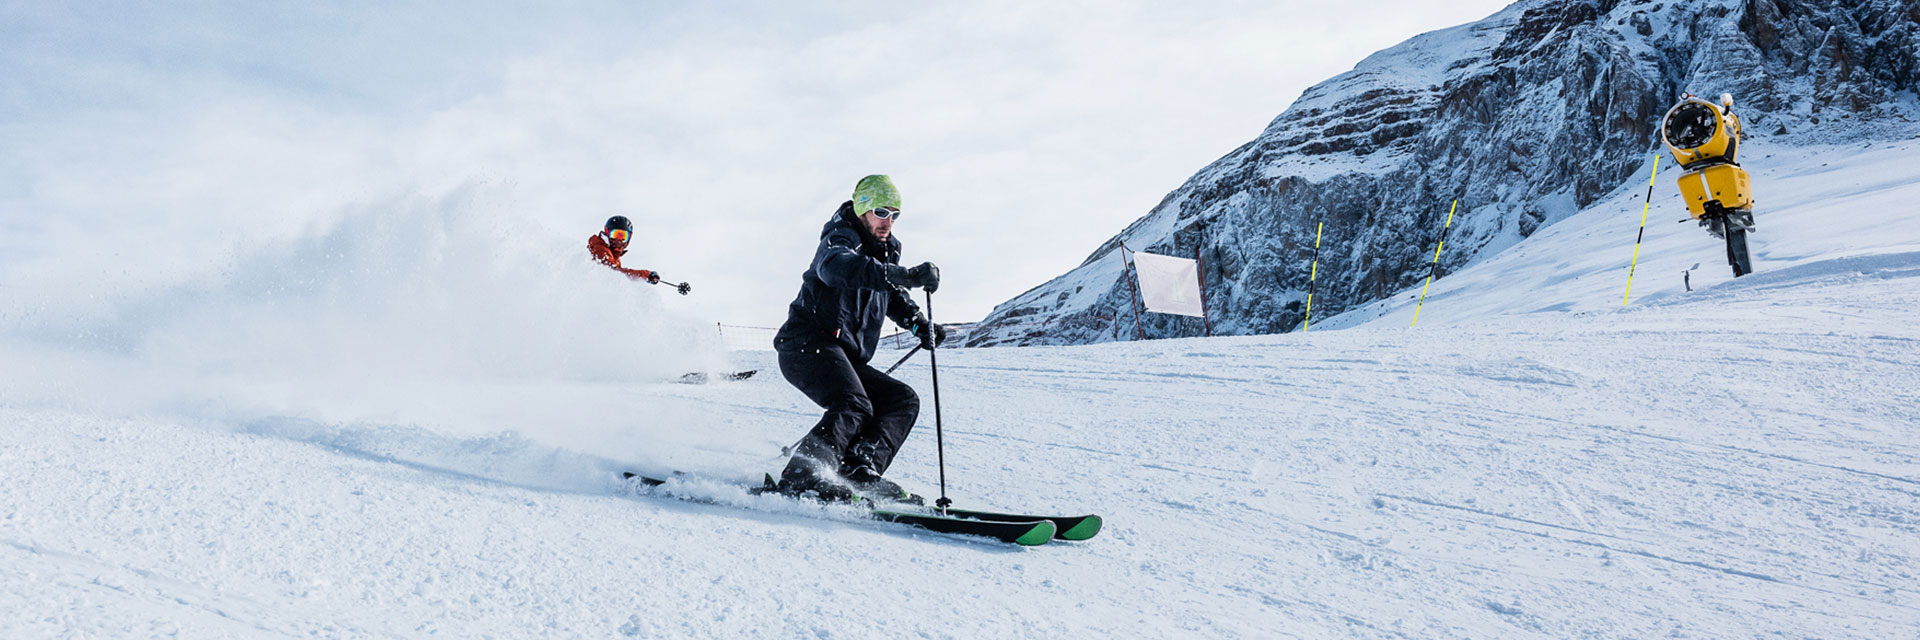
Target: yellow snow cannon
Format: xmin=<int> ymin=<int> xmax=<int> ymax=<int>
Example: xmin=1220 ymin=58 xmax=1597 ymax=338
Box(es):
xmin=1662 ymin=93 xmax=1755 ymax=277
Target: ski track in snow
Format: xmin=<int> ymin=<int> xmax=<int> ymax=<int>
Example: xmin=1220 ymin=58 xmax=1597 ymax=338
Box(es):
xmin=7 ymin=140 xmax=1920 ymax=636
xmin=5 ymin=253 xmax=1919 ymax=638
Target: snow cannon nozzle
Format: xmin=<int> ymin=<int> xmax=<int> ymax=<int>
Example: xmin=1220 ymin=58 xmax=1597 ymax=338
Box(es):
xmin=1660 ymin=93 xmax=1757 ymax=278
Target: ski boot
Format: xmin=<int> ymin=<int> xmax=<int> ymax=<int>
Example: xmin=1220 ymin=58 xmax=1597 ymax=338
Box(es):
xmin=841 ymin=442 xmax=923 ymax=505
xmin=773 ymin=465 xmax=855 ymax=503
xmin=851 ymin=474 xmax=923 ymax=506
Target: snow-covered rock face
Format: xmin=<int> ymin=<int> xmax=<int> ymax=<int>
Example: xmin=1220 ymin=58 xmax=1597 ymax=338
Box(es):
xmin=965 ymin=0 xmax=1920 ymax=346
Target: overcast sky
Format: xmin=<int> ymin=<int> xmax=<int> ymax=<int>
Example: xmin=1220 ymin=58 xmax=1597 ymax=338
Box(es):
xmin=2 ymin=0 xmax=1513 ymax=327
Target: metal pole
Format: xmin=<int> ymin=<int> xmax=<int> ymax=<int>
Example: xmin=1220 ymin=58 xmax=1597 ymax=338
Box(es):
xmin=1122 ymin=247 xmax=1145 ymax=341
xmin=883 ymin=345 xmax=922 ymax=375
xmin=1193 ymin=245 xmax=1212 ymax=337
xmin=1411 ymin=200 xmax=1459 ymax=328
xmin=1624 ymin=154 xmax=1660 ymax=305
xmin=925 ymin=290 xmax=951 ymax=511
xmin=1305 ymin=220 xmax=1324 ymax=330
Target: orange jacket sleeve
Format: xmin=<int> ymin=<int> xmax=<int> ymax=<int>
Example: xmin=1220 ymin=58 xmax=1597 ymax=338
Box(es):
xmin=588 ymin=234 xmax=655 ymax=282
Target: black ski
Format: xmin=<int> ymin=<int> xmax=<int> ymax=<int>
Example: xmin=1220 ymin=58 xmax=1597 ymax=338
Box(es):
xmin=621 ymin=472 xmax=1057 ymax=546
xmin=869 ymin=509 xmax=1055 ymax=546
xmin=625 ymin=472 xmax=672 ymax=486
xmin=674 ymin=370 xmax=758 ymax=384
xmin=623 ymin=472 xmax=1100 ymax=539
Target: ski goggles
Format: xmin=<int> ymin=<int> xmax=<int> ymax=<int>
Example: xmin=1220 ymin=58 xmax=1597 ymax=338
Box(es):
xmin=607 ymin=229 xmax=631 ymax=243
xmin=868 ymin=206 xmax=902 ymax=220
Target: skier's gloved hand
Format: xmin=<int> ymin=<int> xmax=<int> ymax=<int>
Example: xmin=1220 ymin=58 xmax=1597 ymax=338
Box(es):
xmin=911 ymin=262 xmax=940 ymax=293
xmin=908 ymin=315 xmax=948 ymax=349
xmin=676 ymin=282 xmax=692 ymax=295
xmin=647 ymin=272 xmax=662 ymax=284
xmin=884 ymin=262 xmax=940 ymax=292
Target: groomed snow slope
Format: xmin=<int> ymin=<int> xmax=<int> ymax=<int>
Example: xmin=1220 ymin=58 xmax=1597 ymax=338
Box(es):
xmin=1319 ymin=137 xmax=1920 ymax=331
xmin=6 ymin=139 xmax=1920 ymax=638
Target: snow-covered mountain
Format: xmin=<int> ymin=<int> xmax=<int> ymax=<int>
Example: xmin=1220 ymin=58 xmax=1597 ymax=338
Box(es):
xmin=8 ymin=2 xmax=1920 ymax=637
xmin=6 ymin=131 xmax=1919 ymax=635
xmin=964 ymin=0 xmax=1920 ymax=346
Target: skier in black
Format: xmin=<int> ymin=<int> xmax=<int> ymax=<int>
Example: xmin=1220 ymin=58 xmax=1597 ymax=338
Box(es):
xmin=772 ymin=174 xmax=947 ymax=501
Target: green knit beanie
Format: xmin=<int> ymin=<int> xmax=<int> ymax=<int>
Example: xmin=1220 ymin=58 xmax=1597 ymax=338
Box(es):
xmin=852 ymin=175 xmax=901 ymax=217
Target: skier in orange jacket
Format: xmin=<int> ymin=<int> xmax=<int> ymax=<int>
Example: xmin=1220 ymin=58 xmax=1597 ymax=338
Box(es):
xmin=590 ymin=216 xmax=690 ymax=295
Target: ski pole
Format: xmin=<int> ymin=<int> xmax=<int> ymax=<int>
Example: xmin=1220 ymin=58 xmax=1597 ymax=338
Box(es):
xmin=884 ymin=345 xmax=923 ymax=375
xmin=925 ymin=290 xmax=951 ymax=511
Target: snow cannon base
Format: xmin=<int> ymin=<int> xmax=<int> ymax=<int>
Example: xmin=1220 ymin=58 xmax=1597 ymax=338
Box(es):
xmin=1678 ymin=163 xmax=1753 ymax=220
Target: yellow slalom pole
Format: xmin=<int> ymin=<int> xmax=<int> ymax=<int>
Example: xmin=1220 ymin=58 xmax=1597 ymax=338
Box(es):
xmin=1623 ymin=154 xmax=1660 ymax=305
xmin=1304 ymin=221 xmax=1324 ymax=330
xmin=1410 ymin=200 xmax=1458 ymax=328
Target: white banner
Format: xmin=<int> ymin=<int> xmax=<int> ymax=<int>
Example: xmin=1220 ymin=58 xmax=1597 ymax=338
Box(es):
xmin=1131 ymin=250 xmax=1205 ymax=318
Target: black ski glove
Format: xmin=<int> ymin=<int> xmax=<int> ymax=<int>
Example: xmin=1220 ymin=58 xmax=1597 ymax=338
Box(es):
xmin=883 ymin=262 xmax=940 ymax=293
xmin=907 ymin=314 xmax=948 ymax=349
xmin=676 ymin=282 xmax=692 ymax=295
xmin=647 ymin=272 xmax=662 ymax=284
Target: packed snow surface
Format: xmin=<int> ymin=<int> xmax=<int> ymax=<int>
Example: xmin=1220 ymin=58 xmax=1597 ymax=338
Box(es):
xmin=1322 ymin=139 xmax=1920 ymax=331
xmin=5 ymin=138 xmax=1920 ymax=637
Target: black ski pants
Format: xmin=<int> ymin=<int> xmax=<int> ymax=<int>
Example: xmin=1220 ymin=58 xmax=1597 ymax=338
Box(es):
xmin=779 ymin=343 xmax=918 ymax=477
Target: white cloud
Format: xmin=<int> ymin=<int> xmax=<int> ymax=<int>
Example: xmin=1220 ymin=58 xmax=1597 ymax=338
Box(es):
xmin=2 ymin=0 xmax=1514 ymax=327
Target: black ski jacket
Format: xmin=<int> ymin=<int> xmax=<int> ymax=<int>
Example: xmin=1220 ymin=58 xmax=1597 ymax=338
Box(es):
xmin=773 ymin=201 xmax=919 ymax=363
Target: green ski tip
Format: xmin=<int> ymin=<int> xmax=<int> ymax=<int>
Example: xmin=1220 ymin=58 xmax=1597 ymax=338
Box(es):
xmin=1015 ymin=521 xmax=1057 ymax=546
xmin=1056 ymin=515 xmax=1103 ymax=541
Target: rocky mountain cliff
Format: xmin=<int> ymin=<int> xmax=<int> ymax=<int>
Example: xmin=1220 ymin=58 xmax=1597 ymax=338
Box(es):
xmin=964 ymin=0 xmax=1920 ymax=346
